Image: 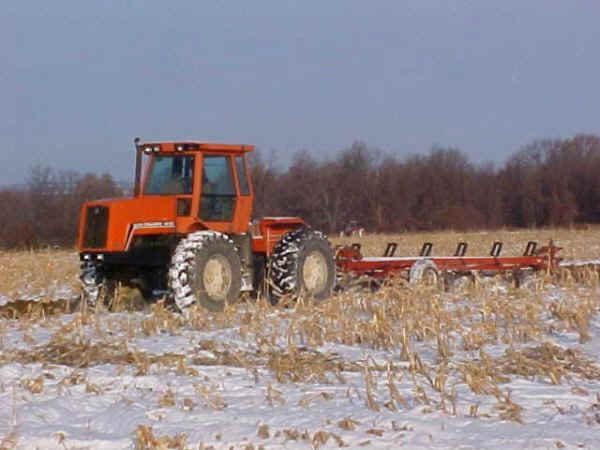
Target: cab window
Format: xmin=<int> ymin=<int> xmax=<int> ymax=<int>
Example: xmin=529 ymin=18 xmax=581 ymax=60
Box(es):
xmin=145 ymin=155 xmax=194 ymax=195
xmin=200 ymin=155 xmax=236 ymax=221
xmin=235 ymin=156 xmax=250 ymax=196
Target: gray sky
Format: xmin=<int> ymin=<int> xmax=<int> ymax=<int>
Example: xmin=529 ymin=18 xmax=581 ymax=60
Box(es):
xmin=2 ymin=1 xmax=600 ymax=184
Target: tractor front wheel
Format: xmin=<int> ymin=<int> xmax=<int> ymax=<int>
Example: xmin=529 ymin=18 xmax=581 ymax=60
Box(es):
xmin=79 ymin=261 xmax=118 ymax=309
xmin=169 ymin=231 xmax=242 ymax=312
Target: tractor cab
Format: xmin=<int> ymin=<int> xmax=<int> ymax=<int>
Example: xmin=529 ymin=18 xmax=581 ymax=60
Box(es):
xmin=78 ymin=140 xmax=255 ymax=254
xmin=134 ymin=139 xmax=254 ymax=236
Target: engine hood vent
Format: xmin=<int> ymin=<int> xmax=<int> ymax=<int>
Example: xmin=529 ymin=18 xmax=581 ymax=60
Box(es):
xmin=83 ymin=205 xmax=109 ymax=249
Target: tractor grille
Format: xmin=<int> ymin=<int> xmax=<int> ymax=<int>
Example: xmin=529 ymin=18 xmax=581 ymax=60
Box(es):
xmin=83 ymin=205 xmax=109 ymax=248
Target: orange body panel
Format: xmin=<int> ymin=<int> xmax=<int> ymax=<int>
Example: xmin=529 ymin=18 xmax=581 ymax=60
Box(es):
xmin=251 ymin=217 xmax=305 ymax=256
xmin=78 ymin=196 xmax=178 ymax=252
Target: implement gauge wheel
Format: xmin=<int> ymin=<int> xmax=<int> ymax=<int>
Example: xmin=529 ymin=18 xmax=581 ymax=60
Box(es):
xmin=409 ymin=259 xmax=442 ymax=288
xmin=269 ymin=227 xmax=336 ymax=302
xmin=169 ymin=231 xmax=242 ymax=312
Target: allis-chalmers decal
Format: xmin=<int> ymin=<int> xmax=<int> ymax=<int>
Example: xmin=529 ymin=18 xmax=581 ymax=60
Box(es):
xmin=125 ymin=221 xmax=176 ymax=249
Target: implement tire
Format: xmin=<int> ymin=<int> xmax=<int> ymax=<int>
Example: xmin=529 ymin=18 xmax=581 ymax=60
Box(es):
xmin=169 ymin=231 xmax=242 ymax=312
xmin=409 ymin=259 xmax=442 ymax=288
xmin=269 ymin=227 xmax=335 ymax=302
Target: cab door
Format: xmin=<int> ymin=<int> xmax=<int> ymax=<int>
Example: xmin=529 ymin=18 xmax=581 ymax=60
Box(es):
xmin=196 ymin=154 xmax=240 ymax=233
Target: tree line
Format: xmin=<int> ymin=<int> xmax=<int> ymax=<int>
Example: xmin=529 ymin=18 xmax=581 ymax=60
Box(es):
xmin=0 ymin=166 xmax=123 ymax=248
xmin=251 ymin=134 xmax=600 ymax=234
xmin=1 ymin=133 xmax=599 ymax=248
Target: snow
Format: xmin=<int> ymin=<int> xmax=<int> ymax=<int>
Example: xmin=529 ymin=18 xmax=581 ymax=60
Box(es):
xmin=1 ymin=285 xmax=600 ymax=449
xmin=561 ymin=259 xmax=600 ymax=267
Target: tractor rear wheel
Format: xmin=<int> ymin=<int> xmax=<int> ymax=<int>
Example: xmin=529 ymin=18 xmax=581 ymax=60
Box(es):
xmin=269 ymin=227 xmax=335 ymax=302
xmin=169 ymin=231 xmax=242 ymax=312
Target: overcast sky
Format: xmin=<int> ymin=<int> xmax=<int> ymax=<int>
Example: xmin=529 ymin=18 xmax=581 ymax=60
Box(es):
xmin=2 ymin=1 xmax=599 ymax=184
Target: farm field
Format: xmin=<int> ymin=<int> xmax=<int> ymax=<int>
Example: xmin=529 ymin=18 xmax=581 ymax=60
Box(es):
xmin=1 ymin=228 xmax=600 ymax=449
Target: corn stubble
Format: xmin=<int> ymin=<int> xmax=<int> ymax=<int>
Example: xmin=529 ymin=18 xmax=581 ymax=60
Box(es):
xmin=1 ymin=227 xmax=600 ymax=445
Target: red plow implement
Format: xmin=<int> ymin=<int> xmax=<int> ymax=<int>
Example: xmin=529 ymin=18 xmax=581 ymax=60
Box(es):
xmin=335 ymin=240 xmax=563 ymax=289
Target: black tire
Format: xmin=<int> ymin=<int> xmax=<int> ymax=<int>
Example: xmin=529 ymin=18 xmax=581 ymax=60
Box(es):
xmin=169 ymin=231 xmax=242 ymax=312
xmin=80 ymin=261 xmax=115 ymax=308
xmin=80 ymin=262 xmax=151 ymax=311
xmin=269 ymin=227 xmax=335 ymax=302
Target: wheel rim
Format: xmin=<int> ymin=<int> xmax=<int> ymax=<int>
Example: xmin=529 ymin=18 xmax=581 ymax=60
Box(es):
xmin=202 ymin=255 xmax=232 ymax=300
xmin=423 ymin=267 xmax=439 ymax=286
xmin=302 ymin=250 xmax=328 ymax=294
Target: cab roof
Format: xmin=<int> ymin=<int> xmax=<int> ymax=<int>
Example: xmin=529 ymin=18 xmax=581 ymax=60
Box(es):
xmin=138 ymin=141 xmax=254 ymax=153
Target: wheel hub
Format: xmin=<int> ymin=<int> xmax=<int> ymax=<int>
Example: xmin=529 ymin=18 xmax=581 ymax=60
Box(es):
xmin=202 ymin=255 xmax=232 ymax=299
xmin=302 ymin=251 xmax=328 ymax=293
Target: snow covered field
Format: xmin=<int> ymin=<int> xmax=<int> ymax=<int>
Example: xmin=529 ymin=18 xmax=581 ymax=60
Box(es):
xmin=1 ymin=247 xmax=600 ymax=449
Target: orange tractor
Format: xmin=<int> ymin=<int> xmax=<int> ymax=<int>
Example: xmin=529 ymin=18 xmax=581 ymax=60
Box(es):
xmin=78 ymin=138 xmax=336 ymax=311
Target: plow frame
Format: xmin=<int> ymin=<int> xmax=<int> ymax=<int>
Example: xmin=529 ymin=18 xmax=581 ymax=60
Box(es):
xmin=335 ymin=240 xmax=562 ymax=282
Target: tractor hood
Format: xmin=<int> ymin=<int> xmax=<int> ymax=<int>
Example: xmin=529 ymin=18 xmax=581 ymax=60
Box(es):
xmin=78 ymin=196 xmax=179 ymax=252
